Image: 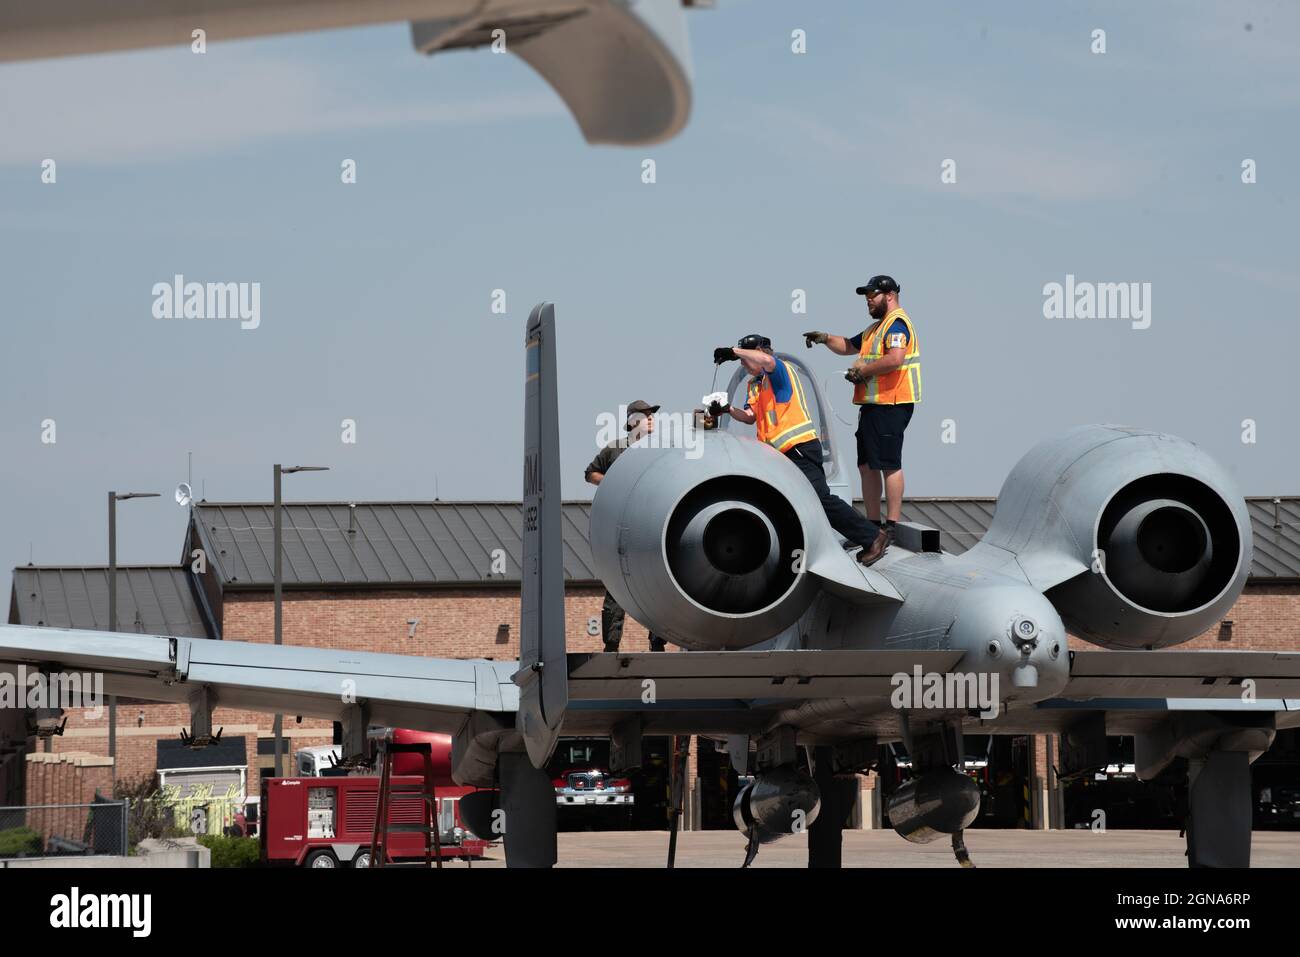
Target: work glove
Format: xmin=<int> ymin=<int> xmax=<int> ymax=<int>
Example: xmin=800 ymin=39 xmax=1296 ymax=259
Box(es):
xmin=713 ymin=347 xmax=738 ymax=364
xmin=703 ymin=391 xmax=730 ymax=418
xmin=803 ymin=331 xmax=829 ymax=348
xmin=844 ymin=365 xmax=870 ymax=384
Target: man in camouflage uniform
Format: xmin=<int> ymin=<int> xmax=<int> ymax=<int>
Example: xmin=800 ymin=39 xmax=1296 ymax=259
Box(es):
xmin=585 ymin=399 xmax=667 ymax=652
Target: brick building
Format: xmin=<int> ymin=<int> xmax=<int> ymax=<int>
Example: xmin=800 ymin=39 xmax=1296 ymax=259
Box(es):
xmin=5 ymin=496 xmax=1299 ymax=831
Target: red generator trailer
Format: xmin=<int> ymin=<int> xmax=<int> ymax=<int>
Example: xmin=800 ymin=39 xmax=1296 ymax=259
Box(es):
xmin=261 ymin=775 xmax=492 ymax=868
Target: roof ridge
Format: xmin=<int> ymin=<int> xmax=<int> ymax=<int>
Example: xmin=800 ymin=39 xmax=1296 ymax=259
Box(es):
xmin=14 ymin=564 xmax=186 ymax=571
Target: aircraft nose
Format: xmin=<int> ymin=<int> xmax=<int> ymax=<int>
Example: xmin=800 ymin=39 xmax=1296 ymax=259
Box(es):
xmin=952 ymin=586 xmax=1070 ymax=704
xmin=1004 ymin=613 xmax=1062 ymax=690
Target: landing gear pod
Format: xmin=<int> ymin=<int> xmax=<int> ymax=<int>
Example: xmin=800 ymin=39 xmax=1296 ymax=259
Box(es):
xmin=886 ymin=768 xmax=980 ymax=844
xmin=732 ymin=766 xmax=821 ymax=843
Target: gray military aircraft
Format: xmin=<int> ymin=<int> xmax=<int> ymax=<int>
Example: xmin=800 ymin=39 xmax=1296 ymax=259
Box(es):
xmin=2 ymin=303 xmax=1298 ymax=869
xmin=0 ymin=0 xmax=696 ymax=146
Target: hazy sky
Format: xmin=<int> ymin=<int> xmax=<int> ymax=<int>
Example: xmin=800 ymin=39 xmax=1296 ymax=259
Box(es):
xmin=1 ymin=0 xmax=1297 ymax=599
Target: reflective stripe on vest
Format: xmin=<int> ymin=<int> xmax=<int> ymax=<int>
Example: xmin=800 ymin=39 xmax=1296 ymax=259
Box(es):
xmin=852 ymin=307 xmax=922 ymax=405
xmin=748 ymin=359 xmax=818 ymax=453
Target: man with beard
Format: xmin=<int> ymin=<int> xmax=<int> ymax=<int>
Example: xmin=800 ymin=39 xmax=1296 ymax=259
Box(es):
xmin=803 ymin=275 xmax=921 ymax=555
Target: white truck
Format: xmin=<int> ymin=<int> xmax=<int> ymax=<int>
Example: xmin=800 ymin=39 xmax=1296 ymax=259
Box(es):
xmin=294 ymin=745 xmax=343 ymax=777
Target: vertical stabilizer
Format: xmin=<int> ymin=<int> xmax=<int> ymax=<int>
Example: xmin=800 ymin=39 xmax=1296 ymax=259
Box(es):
xmin=515 ymin=302 xmax=568 ymax=768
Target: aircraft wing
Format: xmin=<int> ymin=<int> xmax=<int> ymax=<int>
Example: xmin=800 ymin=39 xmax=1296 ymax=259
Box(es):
xmin=1 ymin=0 xmax=693 ymax=147
xmin=974 ymin=650 xmax=1300 ymax=737
xmin=558 ymin=648 xmax=1300 ymax=740
xmin=0 ymin=624 xmax=518 ymax=735
xmin=7 ymin=624 xmax=1300 ymax=759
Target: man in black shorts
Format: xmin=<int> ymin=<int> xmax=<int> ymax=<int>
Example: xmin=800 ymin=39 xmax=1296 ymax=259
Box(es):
xmin=803 ymin=275 xmax=920 ymax=554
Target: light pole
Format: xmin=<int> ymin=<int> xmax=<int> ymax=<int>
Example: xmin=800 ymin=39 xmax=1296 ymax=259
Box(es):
xmin=108 ymin=490 xmax=159 ymax=787
xmin=272 ymin=464 xmax=328 ymax=779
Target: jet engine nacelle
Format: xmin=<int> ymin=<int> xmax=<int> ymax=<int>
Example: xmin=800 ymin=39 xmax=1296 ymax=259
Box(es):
xmin=974 ymin=426 xmax=1251 ymax=650
xmin=590 ymin=431 xmax=841 ymax=650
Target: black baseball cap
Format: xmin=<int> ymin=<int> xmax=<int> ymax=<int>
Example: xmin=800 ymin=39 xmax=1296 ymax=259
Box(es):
xmin=737 ymin=333 xmax=772 ymax=350
xmin=855 ymin=275 xmax=900 ymax=297
xmin=625 ymin=399 xmax=659 ymax=428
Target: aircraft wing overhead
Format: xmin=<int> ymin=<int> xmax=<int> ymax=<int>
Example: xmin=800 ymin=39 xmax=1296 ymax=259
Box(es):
xmin=498 ymin=0 xmax=692 ymax=146
xmin=408 ymin=0 xmax=694 ymax=147
xmin=0 ymin=624 xmax=518 ymax=735
xmin=1 ymin=1 xmax=694 ymax=148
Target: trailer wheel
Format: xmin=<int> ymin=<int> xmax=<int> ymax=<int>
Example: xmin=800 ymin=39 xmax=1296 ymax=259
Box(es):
xmin=304 ymin=850 xmax=339 ymax=869
xmin=352 ymin=849 xmax=374 ymax=869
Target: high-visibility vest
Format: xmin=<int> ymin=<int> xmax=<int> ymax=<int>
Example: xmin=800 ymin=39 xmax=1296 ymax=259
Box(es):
xmin=852 ymin=307 xmax=922 ymax=405
xmin=747 ymin=358 xmax=819 ymax=453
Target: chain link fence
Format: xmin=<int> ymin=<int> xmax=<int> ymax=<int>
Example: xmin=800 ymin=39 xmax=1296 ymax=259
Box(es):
xmin=0 ymin=796 xmax=129 ymax=858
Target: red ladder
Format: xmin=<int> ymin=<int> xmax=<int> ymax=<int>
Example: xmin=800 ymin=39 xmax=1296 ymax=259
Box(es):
xmin=368 ymin=740 xmax=444 ymax=869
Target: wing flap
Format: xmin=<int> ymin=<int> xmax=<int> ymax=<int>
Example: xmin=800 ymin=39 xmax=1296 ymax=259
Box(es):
xmin=1064 ymin=650 xmax=1300 ymax=700
xmin=567 ymin=648 xmax=962 ymax=701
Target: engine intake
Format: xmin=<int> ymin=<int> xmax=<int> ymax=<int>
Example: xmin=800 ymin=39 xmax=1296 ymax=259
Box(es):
xmin=1098 ymin=476 xmax=1238 ymax=614
xmin=666 ymin=477 xmax=803 ymax=615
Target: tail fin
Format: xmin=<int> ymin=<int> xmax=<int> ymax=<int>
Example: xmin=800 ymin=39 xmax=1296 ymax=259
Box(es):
xmin=515 ymin=302 xmax=568 ymax=768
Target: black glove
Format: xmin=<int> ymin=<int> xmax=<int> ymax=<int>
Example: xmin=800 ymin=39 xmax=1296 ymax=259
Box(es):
xmin=707 ymin=399 xmax=730 ymax=418
xmin=844 ymin=365 xmax=869 ymax=384
xmin=803 ymin=330 xmax=829 ymax=348
xmin=713 ymin=347 xmax=738 ymax=364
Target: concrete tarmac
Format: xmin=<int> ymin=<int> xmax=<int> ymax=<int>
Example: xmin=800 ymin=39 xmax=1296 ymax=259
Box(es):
xmin=452 ymin=829 xmax=1300 ymax=867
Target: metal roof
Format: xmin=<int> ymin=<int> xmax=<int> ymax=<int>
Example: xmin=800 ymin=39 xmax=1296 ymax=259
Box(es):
xmin=9 ymin=566 xmax=215 ymax=636
xmin=1247 ymin=497 xmax=1300 ymax=581
xmin=191 ymin=502 xmax=599 ymax=589
xmin=891 ymin=496 xmax=1300 ymax=582
xmin=891 ymin=498 xmax=998 ymax=555
xmin=188 ymin=497 xmax=1300 ymax=588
